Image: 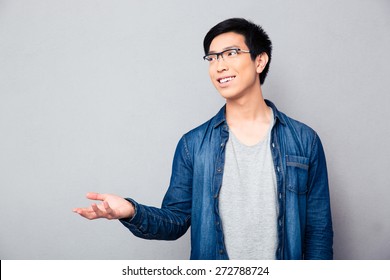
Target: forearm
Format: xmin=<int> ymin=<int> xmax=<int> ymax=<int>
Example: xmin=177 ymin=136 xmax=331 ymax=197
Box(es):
xmin=304 ymin=199 xmax=333 ymax=259
xmin=119 ymin=198 xmax=191 ymax=240
xmin=304 ymin=134 xmax=333 ymax=259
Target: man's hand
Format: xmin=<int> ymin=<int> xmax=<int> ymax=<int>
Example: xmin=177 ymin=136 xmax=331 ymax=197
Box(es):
xmin=73 ymin=192 xmax=135 ymax=220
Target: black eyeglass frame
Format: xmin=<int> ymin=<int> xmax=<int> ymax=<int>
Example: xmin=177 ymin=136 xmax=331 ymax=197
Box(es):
xmin=203 ymin=48 xmax=252 ymax=62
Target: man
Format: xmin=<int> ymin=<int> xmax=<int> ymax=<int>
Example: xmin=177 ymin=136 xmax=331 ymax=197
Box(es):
xmin=73 ymin=18 xmax=333 ymax=260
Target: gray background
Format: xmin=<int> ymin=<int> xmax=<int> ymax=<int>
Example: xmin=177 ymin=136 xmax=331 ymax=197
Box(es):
xmin=1 ymin=0 xmax=389 ymax=260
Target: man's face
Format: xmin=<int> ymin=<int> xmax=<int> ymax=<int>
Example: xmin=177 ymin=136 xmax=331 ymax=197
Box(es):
xmin=207 ymin=32 xmax=261 ymax=101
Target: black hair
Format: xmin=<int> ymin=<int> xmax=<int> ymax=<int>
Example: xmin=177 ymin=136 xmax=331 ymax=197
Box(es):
xmin=203 ymin=18 xmax=272 ymax=84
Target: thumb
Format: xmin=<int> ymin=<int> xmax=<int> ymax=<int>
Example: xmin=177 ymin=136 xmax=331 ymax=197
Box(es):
xmin=86 ymin=192 xmax=105 ymax=201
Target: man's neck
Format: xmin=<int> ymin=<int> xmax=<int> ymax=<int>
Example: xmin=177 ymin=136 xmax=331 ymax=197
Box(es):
xmin=225 ymin=88 xmax=270 ymax=124
xmin=225 ymin=88 xmax=272 ymax=146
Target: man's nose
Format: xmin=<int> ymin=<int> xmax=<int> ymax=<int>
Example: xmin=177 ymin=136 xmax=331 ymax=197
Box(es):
xmin=216 ymin=56 xmax=228 ymax=72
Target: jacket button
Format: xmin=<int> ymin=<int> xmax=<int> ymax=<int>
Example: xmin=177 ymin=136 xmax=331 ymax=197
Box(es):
xmin=219 ymin=250 xmax=224 ymax=254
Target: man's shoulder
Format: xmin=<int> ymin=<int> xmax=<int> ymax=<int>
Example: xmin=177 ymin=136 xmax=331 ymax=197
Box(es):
xmin=267 ymin=100 xmax=316 ymax=137
xmin=275 ymin=108 xmax=323 ymax=158
xmin=183 ymin=106 xmax=225 ymax=140
xmin=267 ymin=100 xmax=320 ymax=153
xmin=280 ymin=112 xmax=316 ymax=136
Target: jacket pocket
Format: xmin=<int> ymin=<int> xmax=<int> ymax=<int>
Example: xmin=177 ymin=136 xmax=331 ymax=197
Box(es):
xmin=286 ymin=155 xmax=309 ymax=194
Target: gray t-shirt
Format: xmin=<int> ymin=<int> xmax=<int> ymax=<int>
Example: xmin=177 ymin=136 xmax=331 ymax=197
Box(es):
xmin=219 ymin=111 xmax=278 ymax=259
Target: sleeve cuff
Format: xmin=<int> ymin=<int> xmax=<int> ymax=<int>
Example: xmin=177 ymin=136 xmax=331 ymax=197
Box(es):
xmin=119 ymin=198 xmax=142 ymax=226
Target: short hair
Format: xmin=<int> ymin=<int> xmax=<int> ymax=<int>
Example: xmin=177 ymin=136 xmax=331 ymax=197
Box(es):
xmin=203 ymin=18 xmax=272 ymax=84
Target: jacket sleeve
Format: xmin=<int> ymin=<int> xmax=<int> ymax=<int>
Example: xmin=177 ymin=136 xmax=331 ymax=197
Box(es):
xmin=119 ymin=135 xmax=192 ymax=240
xmin=304 ymin=133 xmax=334 ymax=259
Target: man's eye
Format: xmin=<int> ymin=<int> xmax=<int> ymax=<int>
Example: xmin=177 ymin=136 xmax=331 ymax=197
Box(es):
xmin=226 ymin=50 xmax=238 ymax=56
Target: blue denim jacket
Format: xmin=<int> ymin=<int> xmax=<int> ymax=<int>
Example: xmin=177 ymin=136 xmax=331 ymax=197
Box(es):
xmin=120 ymin=100 xmax=333 ymax=260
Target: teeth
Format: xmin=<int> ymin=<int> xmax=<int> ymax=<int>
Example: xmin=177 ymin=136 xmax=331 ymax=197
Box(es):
xmin=219 ymin=76 xmax=235 ymax=83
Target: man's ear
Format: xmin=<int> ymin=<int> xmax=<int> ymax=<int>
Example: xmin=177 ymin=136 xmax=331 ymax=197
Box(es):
xmin=256 ymin=53 xmax=269 ymax=74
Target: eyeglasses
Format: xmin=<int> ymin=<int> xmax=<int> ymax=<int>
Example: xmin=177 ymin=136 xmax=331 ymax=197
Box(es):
xmin=203 ymin=48 xmax=251 ymax=63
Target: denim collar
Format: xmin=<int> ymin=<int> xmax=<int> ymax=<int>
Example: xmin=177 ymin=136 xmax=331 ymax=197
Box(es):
xmin=213 ymin=99 xmax=286 ymax=129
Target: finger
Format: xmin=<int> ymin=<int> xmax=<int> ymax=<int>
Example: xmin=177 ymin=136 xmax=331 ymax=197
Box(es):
xmin=73 ymin=207 xmax=92 ymax=214
xmin=103 ymin=201 xmax=112 ymax=214
xmin=91 ymin=203 xmax=101 ymax=212
xmin=86 ymin=192 xmax=105 ymax=201
xmin=102 ymin=201 xmax=117 ymax=219
xmin=92 ymin=202 xmax=117 ymax=220
xmin=73 ymin=208 xmax=99 ymax=220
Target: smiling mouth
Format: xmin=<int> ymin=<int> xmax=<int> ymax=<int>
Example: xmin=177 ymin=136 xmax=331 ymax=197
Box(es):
xmin=218 ymin=76 xmax=236 ymax=84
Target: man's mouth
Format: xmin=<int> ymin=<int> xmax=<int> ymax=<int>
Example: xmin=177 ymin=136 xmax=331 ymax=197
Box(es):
xmin=218 ymin=76 xmax=236 ymax=84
